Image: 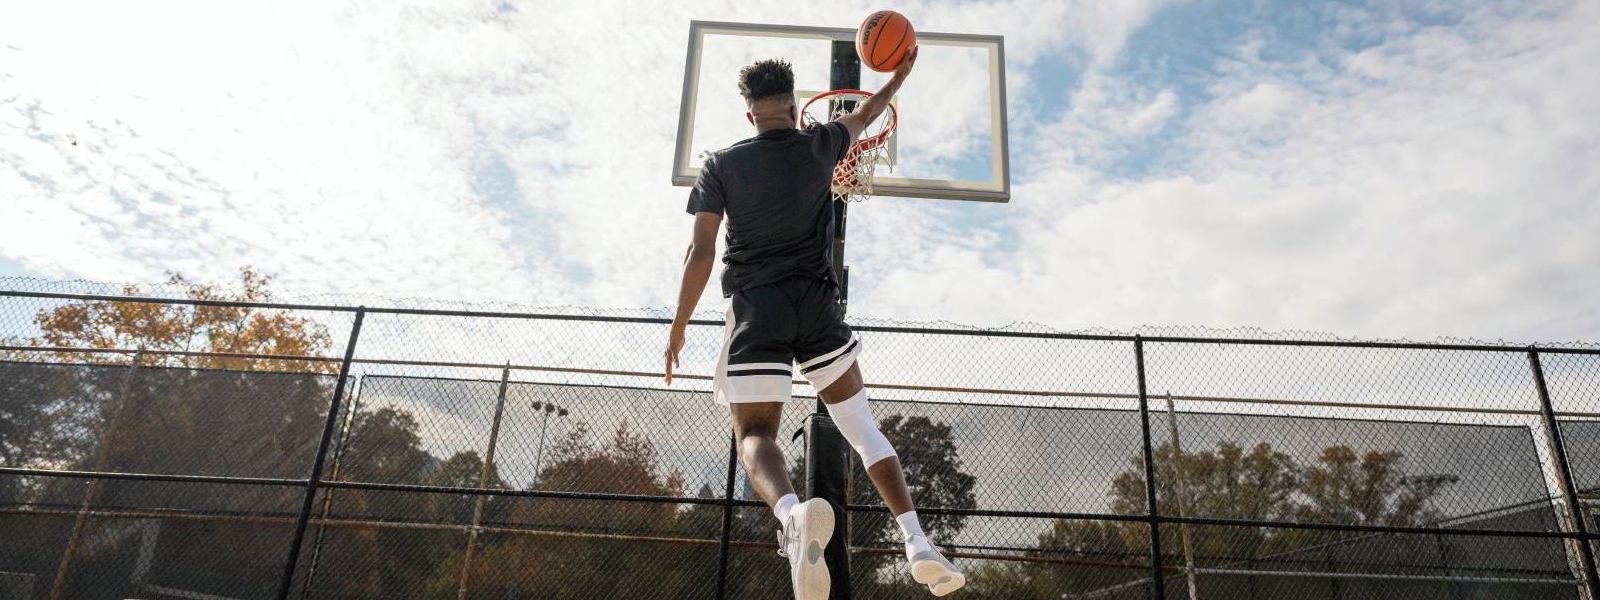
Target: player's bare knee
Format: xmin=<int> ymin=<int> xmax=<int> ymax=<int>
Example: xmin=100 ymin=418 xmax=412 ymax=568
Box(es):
xmin=732 ymin=416 xmax=779 ymax=444
xmin=818 ymin=364 xmax=864 ymax=404
xmin=733 ymin=423 xmax=769 ymax=444
xmin=819 ymin=382 xmax=862 ymax=404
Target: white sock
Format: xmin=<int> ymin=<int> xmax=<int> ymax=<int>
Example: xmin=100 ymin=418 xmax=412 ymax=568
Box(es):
xmin=896 ymin=511 xmax=926 ymax=541
xmin=774 ymin=493 xmax=800 ymax=524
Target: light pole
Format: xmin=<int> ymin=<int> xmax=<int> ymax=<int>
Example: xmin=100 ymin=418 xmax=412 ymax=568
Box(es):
xmin=530 ymin=399 xmax=568 ymax=489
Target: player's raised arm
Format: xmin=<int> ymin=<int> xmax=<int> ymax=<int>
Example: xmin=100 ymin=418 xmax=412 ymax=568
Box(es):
xmin=836 ymin=45 xmax=917 ymax=141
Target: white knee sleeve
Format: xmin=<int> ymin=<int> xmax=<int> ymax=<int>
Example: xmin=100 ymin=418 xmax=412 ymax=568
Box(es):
xmin=824 ymin=389 xmax=897 ymax=466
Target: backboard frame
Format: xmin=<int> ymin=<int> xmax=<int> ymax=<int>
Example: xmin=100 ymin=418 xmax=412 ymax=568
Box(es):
xmin=672 ymin=20 xmax=1010 ymax=203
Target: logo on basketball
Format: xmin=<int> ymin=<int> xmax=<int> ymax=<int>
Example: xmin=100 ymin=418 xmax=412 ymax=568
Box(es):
xmin=856 ymin=10 xmax=916 ymax=73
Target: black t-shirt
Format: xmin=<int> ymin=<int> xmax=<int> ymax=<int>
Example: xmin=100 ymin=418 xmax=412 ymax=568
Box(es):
xmin=685 ymin=121 xmax=851 ymax=297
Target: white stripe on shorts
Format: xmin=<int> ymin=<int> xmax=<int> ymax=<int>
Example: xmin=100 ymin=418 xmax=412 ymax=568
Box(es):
xmin=797 ymin=335 xmax=860 ymax=371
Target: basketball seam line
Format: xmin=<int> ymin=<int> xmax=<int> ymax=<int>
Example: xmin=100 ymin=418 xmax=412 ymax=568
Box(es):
xmin=880 ymin=24 xmax=909 ymax=70
xmin=870 ymin=19 xmax=908 ymax=70
xmin=866 ymin=15 xmax=889 ymax=66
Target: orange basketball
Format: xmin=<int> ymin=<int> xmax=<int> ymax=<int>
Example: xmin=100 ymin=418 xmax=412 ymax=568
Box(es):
xmin=857 ymin=10 xmax=916 ymax=73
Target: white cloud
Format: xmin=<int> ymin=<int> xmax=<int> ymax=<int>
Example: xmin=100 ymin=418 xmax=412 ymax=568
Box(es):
xmin=1 ymin=0 xmax=1596 ymax=346
xmin=1205 ymin=82 xmax=1296 ymax=131
xmin=855 ymin=0 xmax=1600 ymax=342
xmin=0 ymin=1 xmax=569 ymax=302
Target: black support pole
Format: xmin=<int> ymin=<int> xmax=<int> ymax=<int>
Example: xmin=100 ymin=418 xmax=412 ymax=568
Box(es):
xmin=806 ymin=413 xmax=853 ymax=600
xmin=799 ymin=37 xmax=864 ymax=600
xmin=828 ymin=38 xmax=859 ymax=308
xmin=1134 ymin=338 xmax=1168 ymax=600
xmin=277 ymin=309 xmax=365 ymax=600
xmin=1529 ymin=350 xmax=1600 ymax=599
xmin=715 ymin=432 xmax=738 ymax=599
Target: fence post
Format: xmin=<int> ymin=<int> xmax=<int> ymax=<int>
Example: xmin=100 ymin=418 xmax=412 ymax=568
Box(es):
xmin=1435 ymin=532 xmax=1458 ymax=600
xmin=300 ymin=374 xmax=365 ymax=597
xmin=1323 ymin=545 xmax=1343 ymax=599
xmin=457 ymin=365 xmax=512 ymax=599
xmin=277 ymin=309 xmax=365 ymax=600
xmin=1529 ymin=350 xmax=1600 ymax=600
xmin=1134 ymin=338 xmax=1168 ymax=599
xmin=48 ymin=349 xmax=144 ymax=600
xmin=1164 ymin=393 xmax=1199 ymax=600
xmin=715 ymin=431 xmax=738 ymax=599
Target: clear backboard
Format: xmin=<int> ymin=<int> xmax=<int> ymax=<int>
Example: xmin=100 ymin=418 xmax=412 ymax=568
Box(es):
xmin=672 ymin=20 xmax=1009 ymax=203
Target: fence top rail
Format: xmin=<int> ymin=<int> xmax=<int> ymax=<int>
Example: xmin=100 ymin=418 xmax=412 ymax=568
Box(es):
xmin=10 ymin=347 xmax=1600 ymax=418
xmin=4 ymin=289 xmax=1598 ymax=355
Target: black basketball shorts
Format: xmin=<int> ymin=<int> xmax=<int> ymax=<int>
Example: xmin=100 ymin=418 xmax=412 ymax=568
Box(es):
xmin=713 ymin=276 xmax=862 ymax=404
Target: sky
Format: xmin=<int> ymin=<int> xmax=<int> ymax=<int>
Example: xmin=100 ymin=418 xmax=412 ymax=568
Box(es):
xmin=3 ymin=0 xmax=1599 ymax=343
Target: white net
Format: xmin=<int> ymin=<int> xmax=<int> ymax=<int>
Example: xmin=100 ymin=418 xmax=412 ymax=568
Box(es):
xmin=831 ymin=138 xmax=890 ymax=202
xmin=801 ymin=90 xmax=896 ymax=202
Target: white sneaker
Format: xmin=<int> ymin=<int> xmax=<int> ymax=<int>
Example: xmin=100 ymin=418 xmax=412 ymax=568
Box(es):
xmin=906 ymin=534 xmax=964 ymax=596
xmin=777 ymin=498 xmax=834 ymax=600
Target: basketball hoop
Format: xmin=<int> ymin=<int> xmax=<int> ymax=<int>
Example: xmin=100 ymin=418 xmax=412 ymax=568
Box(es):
xmin=801 ymin=89 xmax=897 ymax=202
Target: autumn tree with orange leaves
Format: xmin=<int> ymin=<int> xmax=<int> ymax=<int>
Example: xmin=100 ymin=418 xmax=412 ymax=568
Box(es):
xmin=19 ymin=267 xmax=335 ymax=373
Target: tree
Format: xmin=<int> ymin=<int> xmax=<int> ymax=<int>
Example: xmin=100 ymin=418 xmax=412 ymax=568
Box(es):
xmin=1295 ymin=446 xmax=1459 ymax=527
xmin=771 ymin=413 xmax=978 ymax=597
xmin=0 ymin=362 xmax=109 ymax=474
xmin=852 ymin=415 xmax=977 ymax=596
xmin=24 ymin=267 xmax=335 ymax=373
xmin=422 ymin=450 xmax=509 ymax=525
xmin=1104 ymin=441 xmax=1456 ymax=558
xmin=3 ymin=268 xmax=338 ymax=480
xmin=432 ymin=420 xmax=712 ymax=598
xmin=308 ymin=406 xmax=492 ymax=597
xmin=1 ymin=268 xmax=349 ymax=598
xmin=1112 ymin=441 xmax=1301 ymax=561
xmin=966 ymin=440 xmax=1458 ymax=598
xmin=965 ymin=519 xmax=1143 ymax=599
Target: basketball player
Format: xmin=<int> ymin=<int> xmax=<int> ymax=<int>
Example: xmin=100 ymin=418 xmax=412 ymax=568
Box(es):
xmin=663 ymin=48 xmax=964 ymax=599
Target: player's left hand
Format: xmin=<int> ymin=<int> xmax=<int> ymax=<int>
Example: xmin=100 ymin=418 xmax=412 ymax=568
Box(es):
xmin=664 ymin=327 xmax=686 ymax=385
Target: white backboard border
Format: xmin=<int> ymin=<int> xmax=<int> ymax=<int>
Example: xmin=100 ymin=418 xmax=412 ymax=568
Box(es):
xmin=672 ymin=20 xmax=1010 ymax=203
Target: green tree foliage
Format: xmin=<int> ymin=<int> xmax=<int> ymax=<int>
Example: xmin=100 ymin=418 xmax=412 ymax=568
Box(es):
xmin=423 ymin=449 xmax=508 ymax=524
xmin=0 ymin=362 xmax=109 ymax=474
xmin=967 ymin=440 xmax=1458 ymax=598
xmin=851 ymin=416 xmax=978 ymax=595
xmin=775 ymin=414 xmax=978 ymax=596
xmin=0 ymin=268 xmax=354 ymax=596
xmin=307 ymin=407 xmax=515 ymax=597
xmin=965 ymin=519 xmax=1141 ymax=599
xmin=2 ymin=268 xmax=337 ymax=483
xmin=430 ymin=420 xmax=714 ymax=598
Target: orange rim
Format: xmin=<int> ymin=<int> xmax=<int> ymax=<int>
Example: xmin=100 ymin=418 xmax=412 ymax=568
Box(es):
xmin=800 ymin=89 xmax=897 ymax=155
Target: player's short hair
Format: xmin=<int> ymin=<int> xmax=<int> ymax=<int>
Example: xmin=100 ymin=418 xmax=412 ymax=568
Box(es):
xmin=738 ymin=59 xmax=794 ymax=102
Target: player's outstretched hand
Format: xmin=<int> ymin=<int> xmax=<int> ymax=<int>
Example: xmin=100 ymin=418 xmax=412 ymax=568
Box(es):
xmin=664 ymin=327 xmax=685 ymax=385
xmin=893 ymin=45 xmax=918 ymax=81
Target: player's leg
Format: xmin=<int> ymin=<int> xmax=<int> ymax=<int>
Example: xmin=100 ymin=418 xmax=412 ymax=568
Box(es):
xmin=728 ymin=400 xmax=833 ymax=600
xmin=728 ymin=401 xmax=794 ymax=512
xmin=795 ymin=279 xmax=963 ymax=596
xmin=816 ymin=365 xmax=911 ymax=515
xmin=816 ymin=365 xmax=964 ymax=596
xmin=715 ymin=283 xmax=832 ymax=600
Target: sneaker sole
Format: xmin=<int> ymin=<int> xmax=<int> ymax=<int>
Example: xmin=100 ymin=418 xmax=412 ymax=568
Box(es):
xmin=792 ymin=499 xmax=835 ymax=600
xmin=912 ymin=559 xmax=965 ymax=597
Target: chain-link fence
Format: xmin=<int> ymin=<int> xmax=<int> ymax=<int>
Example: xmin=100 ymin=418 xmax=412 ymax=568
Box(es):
xmin=0 ymin=284 xmax=1597 ymax=599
